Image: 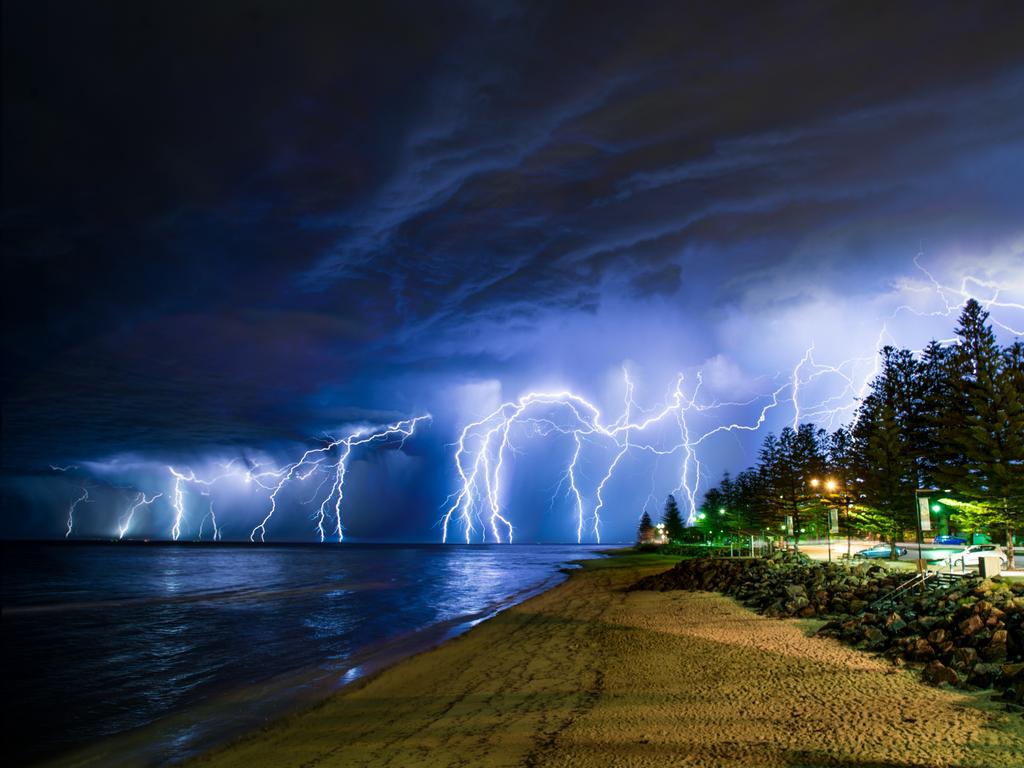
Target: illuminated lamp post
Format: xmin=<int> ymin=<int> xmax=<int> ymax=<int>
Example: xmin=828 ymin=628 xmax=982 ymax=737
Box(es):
xmin=813 ymin=476 xmax=854 ymax=561
xmin=808 ymin=477 xmax=832 ymax=563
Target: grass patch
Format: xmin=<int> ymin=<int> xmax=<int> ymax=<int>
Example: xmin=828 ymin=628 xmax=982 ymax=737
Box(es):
xmin=578 ymin=549 xmax=687 ymax=572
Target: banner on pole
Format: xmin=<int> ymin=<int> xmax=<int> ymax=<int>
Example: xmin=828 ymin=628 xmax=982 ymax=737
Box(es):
xmin=918 ymin=496 xmax=932 ymax=532
xmin=829 ymin=508 xmax=839 ymax=534
xmin=785 ymin=515 xmax=794 ymax=535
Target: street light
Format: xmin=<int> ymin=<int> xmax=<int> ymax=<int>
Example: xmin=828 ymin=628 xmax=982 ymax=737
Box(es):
xmin=808 ymin=476 xmax=832 ymax=563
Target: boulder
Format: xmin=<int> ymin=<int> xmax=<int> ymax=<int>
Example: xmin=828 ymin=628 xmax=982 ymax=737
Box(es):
xmin=959 ymin=614 xmax=984 ymax=637
xmin=922 ymin=660 xmax=959 ymax=686
xmin=911 ymin=638 xmax=935 ymax=661
xmin=952 ymin=647 xmax=979 ymax=669
xmin=969 ymin=663 xmax=1003 ymax=688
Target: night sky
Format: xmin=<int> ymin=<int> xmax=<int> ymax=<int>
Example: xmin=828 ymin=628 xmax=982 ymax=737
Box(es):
xmin=2 ymin=1 xmax=1023 ymax=542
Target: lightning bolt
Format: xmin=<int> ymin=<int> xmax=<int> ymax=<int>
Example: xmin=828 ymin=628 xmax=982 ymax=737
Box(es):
xmin=118 ymin=492 xmax=162 ymax=540
xmin=591 ymin=368 xmax=637 ymax=541
xmin=249 ymin=415 xmax=430 ymax=543
xmin=791 ymin=252 xmax=1022 ymax=431
xmin=45 ymin=255 xmax=1018 ymax=543
xmin=442 ymin=368 xmax=787 ymax=542
xmin=892 ymin=252 xmax=1024 ymax=336
xmin=165 ymin=459 xmax=254 ymax=541
xmin=198 ymin=497 xmax=221 ymax=541
xmin=64 ymin=488 xmax=91 ymax=538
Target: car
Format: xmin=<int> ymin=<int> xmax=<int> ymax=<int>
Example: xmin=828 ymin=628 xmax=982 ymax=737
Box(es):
xmin=933 ymin=534 xmax=968 ymax=545
xmin=853 ymin=544 xmax=908 ymax=559
xmin=943 ymin=544 xmax=1008 ymax=569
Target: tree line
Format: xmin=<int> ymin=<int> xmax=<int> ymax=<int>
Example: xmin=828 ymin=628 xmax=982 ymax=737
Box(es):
xmin=663 ymin=300 xmax=1022 ymax=560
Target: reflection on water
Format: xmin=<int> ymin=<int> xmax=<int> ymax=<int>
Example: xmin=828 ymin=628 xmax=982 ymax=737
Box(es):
xmin=1 ymin=542 xmax=599 ymax=766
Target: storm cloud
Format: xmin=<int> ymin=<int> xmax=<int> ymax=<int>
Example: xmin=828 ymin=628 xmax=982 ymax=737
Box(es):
xmin=3 ymin=1 xmax=1023 ymax=539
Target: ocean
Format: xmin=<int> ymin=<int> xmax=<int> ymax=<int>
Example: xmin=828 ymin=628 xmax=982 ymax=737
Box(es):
xmin=1 ymin=541 xmax=603 ymax=766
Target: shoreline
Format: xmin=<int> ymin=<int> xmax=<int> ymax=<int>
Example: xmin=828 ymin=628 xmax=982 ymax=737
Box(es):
xmin=35 ymin=552 xmax=603 ymax=768
xmin=187 ymin=553 xmax=1022 ymax=767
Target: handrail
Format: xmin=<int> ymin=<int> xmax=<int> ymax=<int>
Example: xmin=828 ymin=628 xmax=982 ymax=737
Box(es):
xmin=869 ymin=572 xmax=935 ymax=611
xmin=866 ymin=570 xmax=969 ymax=612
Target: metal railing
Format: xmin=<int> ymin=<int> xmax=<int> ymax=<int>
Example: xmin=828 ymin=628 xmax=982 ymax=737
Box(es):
xmin=868 ymin=570 xmax=968 ymax=612
xmin=869 ymin=572 xmax=935 ymax=611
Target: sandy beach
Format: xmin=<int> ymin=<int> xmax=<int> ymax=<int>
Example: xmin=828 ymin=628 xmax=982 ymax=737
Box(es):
xmin=194 ymin=555 xmax=1023 ymax=768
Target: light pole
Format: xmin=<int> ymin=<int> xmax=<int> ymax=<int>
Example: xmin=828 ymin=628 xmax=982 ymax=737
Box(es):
xmin=912 ymin=488 xmax=926 ymax=573
xmin=811 ymin=477 xmax=854 ymax=563
xmin=823 ymin=479 xmax=837 ymax=564
xmin=844 ymin=494 xmax=852 ymax=559
xmin=809 ymin=477 xmax=832 ymax=563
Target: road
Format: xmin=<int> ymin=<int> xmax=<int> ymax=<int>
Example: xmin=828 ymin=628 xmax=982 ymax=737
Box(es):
xmin=791 ymin=537 xmax=1024 ymax=576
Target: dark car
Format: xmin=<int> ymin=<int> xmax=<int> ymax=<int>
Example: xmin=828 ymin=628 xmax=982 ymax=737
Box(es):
xmin=853 ymin=544 xmax=908 ymax=559
xmin=933 ymin=534 xmax=967 ymax=545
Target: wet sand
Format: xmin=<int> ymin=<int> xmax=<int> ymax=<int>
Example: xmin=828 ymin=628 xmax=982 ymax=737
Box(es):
xmin=194 ymin=555 xmax=1023 ymax=768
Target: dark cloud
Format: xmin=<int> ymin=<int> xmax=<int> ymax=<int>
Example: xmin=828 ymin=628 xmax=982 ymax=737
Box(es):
xmin=2 ymin=1 xmax=1023 ymax=539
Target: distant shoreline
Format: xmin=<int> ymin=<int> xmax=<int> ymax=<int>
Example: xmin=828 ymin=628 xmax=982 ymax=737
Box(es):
xmin=2 ymin=538 xmax=631 ymax=548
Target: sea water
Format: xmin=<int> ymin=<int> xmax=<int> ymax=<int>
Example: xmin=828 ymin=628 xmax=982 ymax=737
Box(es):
xmin=1 ymin=542 xmax=602 ymax=765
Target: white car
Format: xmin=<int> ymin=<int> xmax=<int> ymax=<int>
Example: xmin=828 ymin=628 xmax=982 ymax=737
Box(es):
xmin=944 ymin=544 xmax=1008 ymax=569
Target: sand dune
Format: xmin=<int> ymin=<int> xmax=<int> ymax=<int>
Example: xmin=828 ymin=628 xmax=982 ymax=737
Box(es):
xmin=195 ymin=556 xmax=1023 ymax=767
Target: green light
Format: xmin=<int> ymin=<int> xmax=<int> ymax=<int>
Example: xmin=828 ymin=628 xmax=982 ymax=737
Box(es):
xmin=931 ymin=504 xmax=941 ymax=512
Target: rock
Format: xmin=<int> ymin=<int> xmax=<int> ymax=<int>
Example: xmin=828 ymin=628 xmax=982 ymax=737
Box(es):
xmin=922 ymin=660 xmax=959 ymax=686
xmin=959 ymin=614 xmax=984 ymax=637
xmin=969 ymin=663 xmax=1003 ymax=687
xmin=1002 ymin=663 xmax=1024 ymax=680
xmin=983 ymin=638 xmax=1009 ymax=662
xmin=911 ymin=638 xmax=935 ymax=661
xmin=952 ymin=647 xmax=979 ymax=668
xmin=927 ymin=628 xmax=947 ymax=645
xmin=971 ymin=628 xmax=993 ymax=647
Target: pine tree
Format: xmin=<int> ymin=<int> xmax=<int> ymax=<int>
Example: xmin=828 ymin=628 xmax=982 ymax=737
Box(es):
xmin=918 ymin=340 xmax=953 ymax=489
xmin=637 ymin=510 xmax=655 ymax=544
xmin=998 ymin=341 xmax=1024 ymax=559
xmin=826 ymin=426 xmax=857 ymax=553
xmin=933 ymin=301 xmax=1024 ymax=561
xmin=757 ymin=425 xmax=826 ymax=549
xmin=852 ymin=346 xmax=918 ymax=556
xmin=662 ymin=494 xmax=685 ymax=542
xmin=699 ymin=487 xmax=723 ymax=539
xmin=733 ymin=468 xmax=766 ymax=531
xmin=757 ymin=431 xmax=788 ymax=541
xmin=717 ymin=471 xmax=740 ymax=534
